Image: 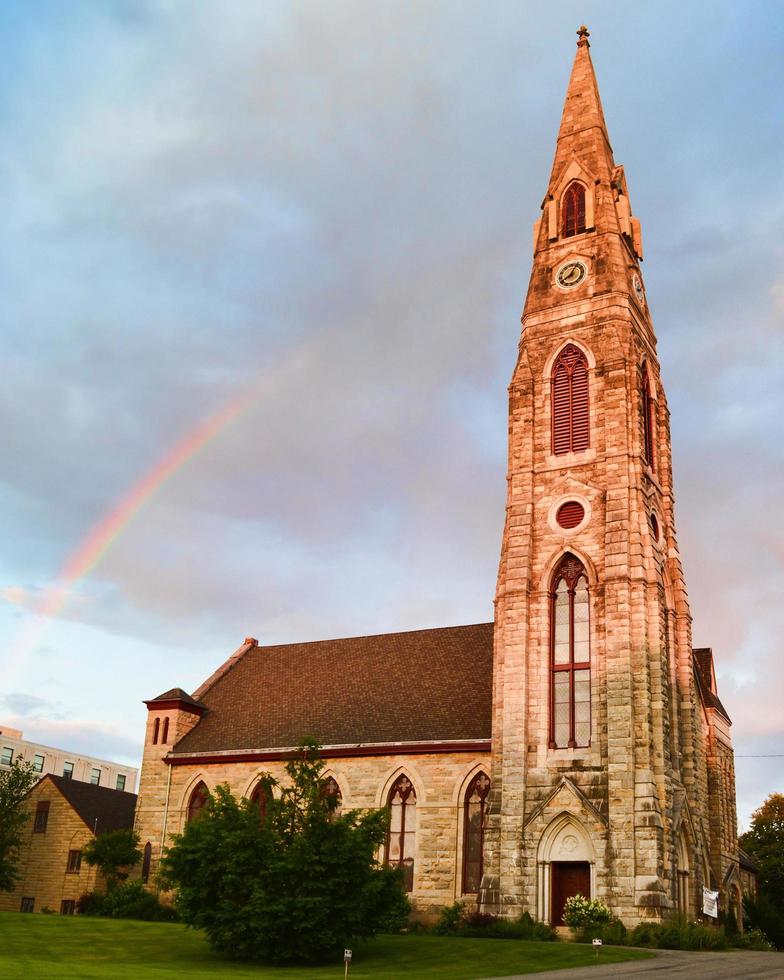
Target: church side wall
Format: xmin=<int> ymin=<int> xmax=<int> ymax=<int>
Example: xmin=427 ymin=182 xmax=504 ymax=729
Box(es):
xmin=135 ymin=749 xmax=491 ymax=921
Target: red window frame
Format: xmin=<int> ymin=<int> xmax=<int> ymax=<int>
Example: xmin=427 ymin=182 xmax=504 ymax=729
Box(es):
xmin=250 ymin=781 xmax=272 ymax=822
xmin=385 ymin=775 xmax=416 ymax=892
xmin=462 ymin=772 xmax=491 ymax=894
xmin=187 ymin=782 xmax=209 ymax=823
xmin=551 ymin=344 xmax=590 ymax=456
xmin=561 ymin=182 xmax=586 ymax=238
xmin=319 ymin=776 xmax=342 ymax=817
xmin=549 ymin=554 xmax=591 ymax=749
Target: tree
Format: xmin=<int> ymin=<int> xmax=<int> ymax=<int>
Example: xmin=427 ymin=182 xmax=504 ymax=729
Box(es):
xmin=740 ymin=793 xmax=784 ymax=908
xmin=160 ymin=741 xmax=409 ymax=963
xmin=740 ymin=793 xmax=784 ymax=948
xmin=83 ymin=828 xmax=142 ymax=891
xmin=0 ymin=759 xmax=38 ymax=891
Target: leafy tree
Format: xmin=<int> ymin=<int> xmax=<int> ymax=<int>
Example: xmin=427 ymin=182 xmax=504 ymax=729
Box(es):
xmin=740 ymin=793 xmax=784 ymax=908
xmin=83 ymin=828 xmax=142 ymax=891
xmin=0 ymin=759 xmax=38 ymax=891
xmin=161 ymin=741 xmax=409 ymax=963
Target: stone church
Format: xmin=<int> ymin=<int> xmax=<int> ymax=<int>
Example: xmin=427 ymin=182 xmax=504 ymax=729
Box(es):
xmin=135 ymin=29 xmax=743 ymax=926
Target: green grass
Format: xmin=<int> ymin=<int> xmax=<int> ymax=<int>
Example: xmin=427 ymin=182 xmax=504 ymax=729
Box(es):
xmin=0 ymin=913 xmax=652 ymax=978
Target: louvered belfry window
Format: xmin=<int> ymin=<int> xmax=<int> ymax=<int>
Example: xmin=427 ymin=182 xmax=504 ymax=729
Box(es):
xmin=641 ymin=365 xmax=655 ymax=470
xmin=551 ymin=344 xmax=590 ymax=455
xmin=550 ymin=553 xmax=591 ymax=749
xmin=561 ymin=182 xmax=586 ymax=237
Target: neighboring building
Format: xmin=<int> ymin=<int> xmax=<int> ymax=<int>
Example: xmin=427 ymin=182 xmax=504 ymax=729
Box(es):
xmin=738 ymin=848 xmax=760 ymax=898
xmin=135 ymin=28 xmax=742 ymax=926
xmin=0 ymin=774 xmax=137 ymax=915
xmin=0 ymin=726 xmax=137 ymax=793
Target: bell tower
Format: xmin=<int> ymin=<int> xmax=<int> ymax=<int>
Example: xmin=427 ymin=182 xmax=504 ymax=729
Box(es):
xmin=481 ymin=28 xmax=711 ymax=925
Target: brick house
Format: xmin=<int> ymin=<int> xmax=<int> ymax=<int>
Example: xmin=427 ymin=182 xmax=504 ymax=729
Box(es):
xmin=0 ymin=774 xmax=136 ymax=915
xmin=134 ymin=27 xmax=742 ymax=926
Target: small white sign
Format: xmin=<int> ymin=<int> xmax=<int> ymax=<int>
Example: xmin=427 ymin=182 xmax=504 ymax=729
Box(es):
xmin=344 ymin=949 xmax=353 ymax=962
xmin=592 ymin=938 xmax=603 ymax=947
xmin=702 ymin=887 xmax=719 ymax=918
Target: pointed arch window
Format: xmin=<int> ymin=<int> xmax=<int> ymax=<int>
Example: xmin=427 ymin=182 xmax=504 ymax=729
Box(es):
xmin=186 ymin=781 xmax=209 ymax=824
xmin=320 ymin=776 xmax=343 ymax=818
xmin=250 ymin=781 xmax=272 ymax=822
xmin=385 ymin=775 xmax=416 ymax=892
xmin=141 ymin=842 xmax=152 ymax=883
xmin=161 ymin=717 xmax=169 ymax=745
xmin=463 ymin=772 xmax=491 ymax=894
xmin=152 ymin=718 xmax=160 ymax=745
xmin=550 ymin=553 xmax=591 ymax=749
xmin=561 ymin=182 xmax=586 ymax=238
xmin=640 ymin=364 xmax=655 ymax=470
xmin=551 ymin=344 xmax=590 ymax=455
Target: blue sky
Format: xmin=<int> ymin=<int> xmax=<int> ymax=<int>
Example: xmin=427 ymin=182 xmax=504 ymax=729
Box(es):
xmin=1 ymin=1 xmax=782 ymax=827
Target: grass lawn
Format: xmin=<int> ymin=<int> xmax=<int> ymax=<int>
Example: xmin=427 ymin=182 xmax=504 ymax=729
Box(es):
xmin=0 ymin=913 xmax=652 ymax=978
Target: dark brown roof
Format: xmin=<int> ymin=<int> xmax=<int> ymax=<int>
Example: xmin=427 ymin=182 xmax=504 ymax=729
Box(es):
xmin=738 ymin=847 xmax=760 ymax=873
xmin=173 ymin=622 xmax=494 ymax=755
xmin=692 ymin=649 xmax=731 ymax=723
xmin=147 ymin=687 xmax=205 ymax=709
xmin=48 ymin=775 xmax=137 ymax=834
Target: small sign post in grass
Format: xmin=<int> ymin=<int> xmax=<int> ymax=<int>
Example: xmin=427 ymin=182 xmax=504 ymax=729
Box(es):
xmin=343 ymin=948 xmax=352 ymax=979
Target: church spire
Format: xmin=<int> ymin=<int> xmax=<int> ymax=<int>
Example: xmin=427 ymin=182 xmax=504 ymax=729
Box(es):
xmin=547 ymin=25 xmax=614 ymax=195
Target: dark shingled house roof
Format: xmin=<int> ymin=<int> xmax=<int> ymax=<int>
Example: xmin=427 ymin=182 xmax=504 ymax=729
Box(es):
xmin=47 ymin=774 xmax=137 ymax=834
xmin=172 ymin=622 xmax=494 ymax=756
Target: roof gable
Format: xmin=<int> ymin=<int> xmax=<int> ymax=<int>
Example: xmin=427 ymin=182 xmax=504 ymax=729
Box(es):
xmin=46 ymin=775 xmax=137 ymax=834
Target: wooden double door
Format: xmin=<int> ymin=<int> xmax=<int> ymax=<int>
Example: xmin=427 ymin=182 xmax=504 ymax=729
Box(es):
xmin=551 ymin=861 xmax=591 ymax=925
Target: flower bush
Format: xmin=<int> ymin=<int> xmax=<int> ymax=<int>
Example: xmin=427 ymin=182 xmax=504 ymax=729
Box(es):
xmin=563 ymin=894 xmax=612 ymax=927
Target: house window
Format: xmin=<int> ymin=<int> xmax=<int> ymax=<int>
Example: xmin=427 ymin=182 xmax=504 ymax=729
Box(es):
xmin=152 ymin=718 xmax=160 ymax=744
xmin=250 ymin=781 xmax=272 ymax=822
xmin=66 ymin=849 xmax=82 ymax=873
xmin=142 ymin=842 xmax=152 ymax=883
xmin=320 ymin=776 xmax=342 ymax=818
xmin=90 ymin=768 xmax=101 ymax=786
xmin=60 ymin=900 xmax=76 ymax=915
xmin=187 ymin=782 xmax=209 ymax=823
xmin=116 ymin=774 xmax=126 ymax=792
xmin=20 ymin=897 xmax=35 ymax=913
xmin=551 ymin=344 xmax=590 ymax=455
xmin=463 ymin=772 xmax=491 ymax=894
xmin=641 ymin=364 xmax=655 ymax=470
xmin=62 ymin=761 xmax=74 ymax=780
xmin=550 ymin=553 xmax=591 ymax=749
xmin=33 ymin=754 xmax=45 ymax=773
xmin=33 ymin=800 xmax=50 ymax=833
xmin=385 ymin=775 xmax=416 ymax=892
xmin=1 ymin=746 xmax=13 ymax=766
xmin=161 ymin=717 xmax=169 ymax=744
xmin=561 ymin=181 xmax=586 ymax=237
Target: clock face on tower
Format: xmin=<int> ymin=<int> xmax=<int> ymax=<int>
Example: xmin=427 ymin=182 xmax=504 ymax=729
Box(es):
xmin=556 ymin=260 xmax=587 ymax=289
xmin=632 ymin=272 xmax=645 ymax=306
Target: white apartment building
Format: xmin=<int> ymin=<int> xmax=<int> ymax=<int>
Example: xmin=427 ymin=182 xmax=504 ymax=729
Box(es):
xmin=0 ymin=725 xmax=138 ymax=793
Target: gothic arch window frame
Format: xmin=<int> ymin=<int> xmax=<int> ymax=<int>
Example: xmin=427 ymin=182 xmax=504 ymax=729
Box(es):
xmin=151 ymin=717 xmax=160 ymax=745
xmin=549 ymin=161 xmax=595 ymax=240
xmin=141 ymin=841 xmax=152 ymax=883
xmin=319 ymin=774 xmax=343 ymax=818
xmin=161 ymin=717 xmax=169 ymax=745
xmin=560 ymin=180 xmax=587 ymax=238
xmin=461 ymin=770 xmax=491 ymax=895
xmin=549 ymin=552 xmax=592 ymax=749
xmin=186 ymin=779 xmax=209 ymax=824
xmin=551 ymin=343 xmax=591 ymax=456
xmin=640 ymin=360 xmax=656 ymax=472
xmin=384 ymin=773 xmax=418 ymax=893
xmin=249 ymin=777 xmax=273 ymax=822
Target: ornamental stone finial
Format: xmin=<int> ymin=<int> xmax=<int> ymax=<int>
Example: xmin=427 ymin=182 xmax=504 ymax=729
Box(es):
xmin=577 ymin=25 xmax=590 ymax=46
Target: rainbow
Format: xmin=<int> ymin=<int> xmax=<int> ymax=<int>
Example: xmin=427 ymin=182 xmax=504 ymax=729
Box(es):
xmin=3 ymin=384 xmax=262 ymax=681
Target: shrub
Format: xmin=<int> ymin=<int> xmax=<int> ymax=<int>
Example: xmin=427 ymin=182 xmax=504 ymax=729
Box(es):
xmin=432 ymin=903 xmax=556 ymax=941
xmin=563 ymin=894 xmax=612 ymax=927
xmin=744 ymin=893 xmax=784 ymax=950
xmin=576 ymin=918 xmax=628 ymax=945
xmin=628 ymin=917 xmax=728 ymax=950
xmin=105 ymin=882 xmax=177 ymax=921
xmin=733 ymin=927 xmax=774 ymax=951
xmin=161 ymin=741 xmax=410 ymax=964
xmin=76 ymin=892 xmax=108 ymax=916
xmin=432 ymin=901 xmax=465 ymax=936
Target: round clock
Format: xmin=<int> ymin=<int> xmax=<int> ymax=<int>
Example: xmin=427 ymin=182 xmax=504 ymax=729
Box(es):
xmin=632 ymin=272 xmax=645 ymax=305
xmin=556 ymin=260 xmax=587 ymax=289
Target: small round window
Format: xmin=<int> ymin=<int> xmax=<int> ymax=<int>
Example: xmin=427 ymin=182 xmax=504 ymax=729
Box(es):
xmin=556 ymin=501 xmax=585 ymax=529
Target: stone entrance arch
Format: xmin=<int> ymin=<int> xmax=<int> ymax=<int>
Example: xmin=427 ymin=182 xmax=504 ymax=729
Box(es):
xmin=537 ymin=812 xmax=595 ymax=924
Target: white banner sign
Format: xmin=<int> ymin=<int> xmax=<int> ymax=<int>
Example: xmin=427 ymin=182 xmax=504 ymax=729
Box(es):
xmin=702 ymin=887 xmax=719 ymax=918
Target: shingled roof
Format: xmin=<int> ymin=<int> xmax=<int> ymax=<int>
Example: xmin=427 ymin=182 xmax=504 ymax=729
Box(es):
xmin=47 ymin=774 xmax=137 ymax=834
xmin=692 ymin=648 xmax=731 ymax=723
xmin=172 ymin=622 xmax=494 ymax=756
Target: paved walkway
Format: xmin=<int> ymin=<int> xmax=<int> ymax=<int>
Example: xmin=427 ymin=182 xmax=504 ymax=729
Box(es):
xmin=488 ymin=947 xmax=784 ymax=980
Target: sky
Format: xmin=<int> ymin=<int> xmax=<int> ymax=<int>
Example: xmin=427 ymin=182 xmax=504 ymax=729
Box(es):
xmin=0 ymin=1 xmax=782 ymax=829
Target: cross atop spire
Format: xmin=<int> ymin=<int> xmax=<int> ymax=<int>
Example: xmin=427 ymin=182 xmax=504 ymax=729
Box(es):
xmin=576 ymin=25 xmax=590 ymax=46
